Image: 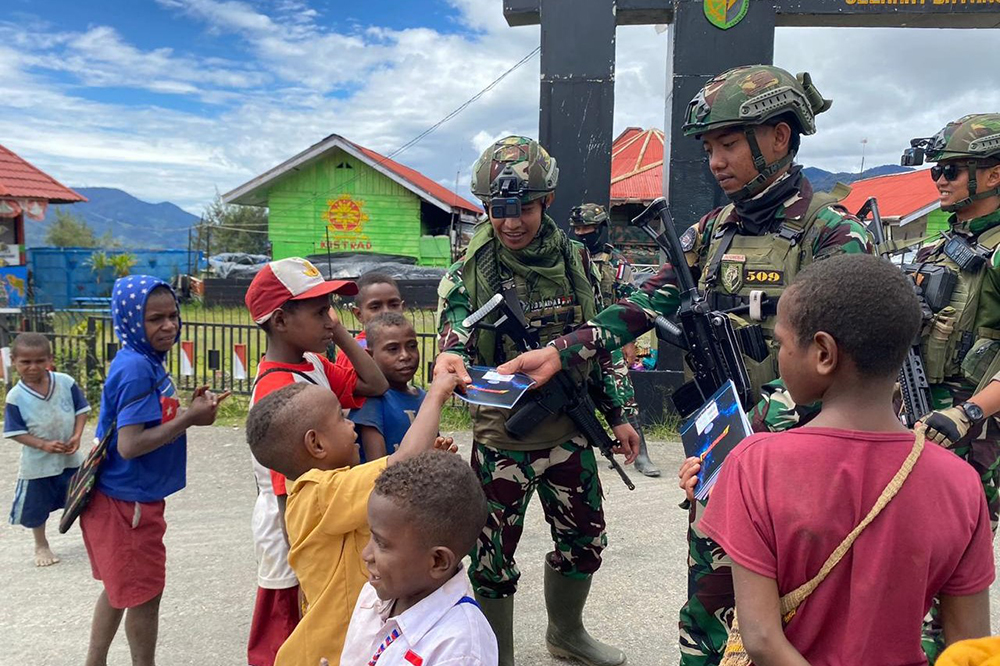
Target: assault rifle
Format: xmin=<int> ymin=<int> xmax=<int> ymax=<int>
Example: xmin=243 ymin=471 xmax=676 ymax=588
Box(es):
xmin=463 ymin=287 xmax=636 ymax=490
xmin=628 ymin=197 xmax=754 ymax=418
xmin=857 ymin=197 xmax=932 ymax=427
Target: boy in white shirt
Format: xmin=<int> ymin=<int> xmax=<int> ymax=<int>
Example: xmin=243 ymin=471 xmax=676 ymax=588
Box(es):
xmin=338 ymin=451 xmax=497 ymax=666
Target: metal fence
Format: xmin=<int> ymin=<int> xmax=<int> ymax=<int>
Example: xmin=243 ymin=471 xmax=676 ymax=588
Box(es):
xmin=8 ymin=304 xmax=442 ymax=397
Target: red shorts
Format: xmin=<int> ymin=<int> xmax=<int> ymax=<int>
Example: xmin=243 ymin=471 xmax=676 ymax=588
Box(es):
xmin=248 ymin=586 xmax=300 ymax=666
xmin=81 ymin=489 xmax=167 ymax=609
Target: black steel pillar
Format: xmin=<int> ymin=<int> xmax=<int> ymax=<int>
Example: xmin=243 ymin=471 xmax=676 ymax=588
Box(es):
xmin=537 ymin=0 xmax=617 ymax=230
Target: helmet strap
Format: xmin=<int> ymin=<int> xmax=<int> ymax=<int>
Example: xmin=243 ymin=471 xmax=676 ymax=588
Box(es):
xmin=942 ymin=160 xmax=1000 ymax=212
xmin=730 ymin=127 xmax=795 ymax=202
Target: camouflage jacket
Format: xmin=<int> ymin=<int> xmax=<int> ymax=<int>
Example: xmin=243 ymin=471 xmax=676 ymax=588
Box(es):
xmin=549 ymin=176 xmax=874 ymax=430
xmin=591 ymin=244 xmax=638 ymax=308
xmin=437 ymin=243 xmax=637 ymax=427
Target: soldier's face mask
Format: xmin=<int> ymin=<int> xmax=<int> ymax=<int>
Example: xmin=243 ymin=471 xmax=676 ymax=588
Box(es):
xmin=931 ymin=163 xmax=963 ymax=183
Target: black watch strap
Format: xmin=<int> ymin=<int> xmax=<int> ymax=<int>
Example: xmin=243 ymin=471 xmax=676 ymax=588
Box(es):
xmin=960 ymin=402 xmax=985 ymax=424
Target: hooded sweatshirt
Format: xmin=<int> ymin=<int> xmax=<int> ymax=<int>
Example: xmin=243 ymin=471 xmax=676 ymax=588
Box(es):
xmin=95 ymin=275 xmax=186 ymax=503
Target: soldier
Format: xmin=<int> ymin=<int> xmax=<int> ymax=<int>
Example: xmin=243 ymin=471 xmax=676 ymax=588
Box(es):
xmin=901 ymin=114 xmax=1000 ymax=662
xmin=432 ymin=136 xmax=639 ymax=666
xmin=569 ymin=202 xmax=661 ymax=477
xmin=499 ymin=65 xmax=874 ymax=665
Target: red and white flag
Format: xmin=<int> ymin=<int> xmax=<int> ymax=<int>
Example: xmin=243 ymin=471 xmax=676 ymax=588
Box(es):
xmin=233 ymin=343 xmax=248 ymax=380
xmin=180 ymin=341 xmax=194 ymax=376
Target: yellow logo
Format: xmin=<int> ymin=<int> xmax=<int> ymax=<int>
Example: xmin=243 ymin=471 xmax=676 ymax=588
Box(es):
xmin=323 ymin=195 xmax=369 ymax=233
xmin=302 ymin=262 xmax=320 ymax=278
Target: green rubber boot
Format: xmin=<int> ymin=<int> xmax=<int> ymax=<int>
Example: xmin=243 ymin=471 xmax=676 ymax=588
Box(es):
xmin=476 ymin=593 xmax=515 ymax=666
xmin=544 ymin=562 xmax=627 ymax=666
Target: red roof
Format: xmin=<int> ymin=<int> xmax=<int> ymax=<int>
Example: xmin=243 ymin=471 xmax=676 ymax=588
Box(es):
xmin=348 ymin=140 xmax=481 ymax=213
xmin=841 ymin=169 xmax=939 ymax=222
xmin=610 ymin=127 xmax=664 ymax=204
xmin=0 ymin=144 xmax=86 ymax=204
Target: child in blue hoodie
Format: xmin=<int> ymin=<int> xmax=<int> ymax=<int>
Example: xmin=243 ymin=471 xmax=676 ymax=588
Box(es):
xmin=81 ymin=276 xmax=228 ymax=666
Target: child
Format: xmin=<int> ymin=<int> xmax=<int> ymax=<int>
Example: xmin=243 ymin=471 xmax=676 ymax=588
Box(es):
xmin=339 ymin=451 xmax=497 ymax=666
xmin=243 ymin=257 xmax=390 ymax=666
xmin=699 ymin=254 xmax=993 ymax=664
xmin=5 ymin=332 xmax=89 ymax=567
xmin=350 ymin=312 xmax=425 ymax=462
xmin=332 ymin=271 xmax=405 ymax=374
xmin=244 ymin=372 xmax=459 ymax=666
xmin=81 ymin=276 xmax=226 ymax=666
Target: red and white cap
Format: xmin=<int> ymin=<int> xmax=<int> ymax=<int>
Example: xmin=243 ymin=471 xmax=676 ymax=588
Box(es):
xmin=245 ymin=257 xmax=358 ymax=324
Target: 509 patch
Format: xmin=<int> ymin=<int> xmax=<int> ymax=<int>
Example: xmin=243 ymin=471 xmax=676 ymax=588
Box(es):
xmin=744 ymin=269 xmax=783 ymax=285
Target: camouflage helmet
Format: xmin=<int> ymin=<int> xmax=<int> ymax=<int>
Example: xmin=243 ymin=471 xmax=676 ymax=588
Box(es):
xmin=569 ymin=203 xmax=609 ymax=227
xmin=470 ymin=136 xmax=559 ymax=203
xmin=682 ymin=65 xmax=832 ymax=138
xmin=924 ymin=114 xmax=1000 ymax=163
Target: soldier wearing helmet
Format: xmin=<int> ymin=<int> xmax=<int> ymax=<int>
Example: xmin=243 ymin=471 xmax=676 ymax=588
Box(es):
xmin=900 ymin=114 xmax=1000 ymax=662
xmin=499 ymin=66 xmax=874 ymax=665
xmin=570 ymin=202 xmax=661 ymax=477
xmin=433 ymin=136 xmax=639 ymax=666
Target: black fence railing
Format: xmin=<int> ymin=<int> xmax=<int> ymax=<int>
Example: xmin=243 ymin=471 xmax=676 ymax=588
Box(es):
xmin=6 ymin=305 xmax=442 ymax=397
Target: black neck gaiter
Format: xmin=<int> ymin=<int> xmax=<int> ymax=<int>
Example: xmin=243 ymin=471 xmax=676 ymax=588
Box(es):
xmin=734 ymin=165 xmax=804 ymax=235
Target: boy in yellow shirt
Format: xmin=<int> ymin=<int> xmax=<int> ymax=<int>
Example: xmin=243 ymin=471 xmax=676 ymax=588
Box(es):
xmin=245 ymin=373 xmax=460 ymax=666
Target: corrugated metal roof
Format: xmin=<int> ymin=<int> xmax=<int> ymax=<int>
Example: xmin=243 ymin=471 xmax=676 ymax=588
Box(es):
xmin=0 ymin=144 xmax=86 ymax=204
xmin=610 ymin=127 xmax=663 ymax=204
xmin=223 ymin=134 xmax=480 ymax=214
xmin=841 ymin=169 xmax=940 ymax=222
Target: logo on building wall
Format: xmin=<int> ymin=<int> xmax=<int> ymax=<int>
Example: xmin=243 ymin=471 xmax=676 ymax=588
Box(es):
xmin=704 ymin=0 xmax=748 ymax=30
xmin=321 ymin=195 xmax=373 ymax=251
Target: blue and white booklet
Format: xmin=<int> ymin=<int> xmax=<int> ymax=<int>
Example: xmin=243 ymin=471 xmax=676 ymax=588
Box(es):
xmin=679 ymin=380 xmax=753 ymax=501
xmin=456 ymin=366 xmax=537 ymax=410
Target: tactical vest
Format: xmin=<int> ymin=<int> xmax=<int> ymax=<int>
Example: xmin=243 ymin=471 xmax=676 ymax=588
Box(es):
xmin=697 ymin=188 xmax=850 ymax=400
xmin=593 ymin=252 xmax=616 ymax=306
xmin=465 ymin=244 xmax=592 ymax=451
xmin=919 ymin=226 xmax=1000 ymax=386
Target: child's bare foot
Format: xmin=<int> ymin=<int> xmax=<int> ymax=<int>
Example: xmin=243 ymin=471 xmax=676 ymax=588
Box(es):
xmin=35 ymin=545 xmax=60 ymax=567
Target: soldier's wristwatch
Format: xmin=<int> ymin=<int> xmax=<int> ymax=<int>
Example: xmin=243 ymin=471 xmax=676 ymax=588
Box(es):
xmin=959 ymin=402 xmax=985 ymax=424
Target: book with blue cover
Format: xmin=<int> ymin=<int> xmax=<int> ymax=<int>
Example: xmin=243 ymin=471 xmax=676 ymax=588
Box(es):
xmin=456 ymin=366 xmax=537 ymax=410
xmin=679 ymin=379 xmax=753 ymax=501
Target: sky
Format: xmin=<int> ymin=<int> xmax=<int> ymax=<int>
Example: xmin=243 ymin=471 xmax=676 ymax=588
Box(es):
xmin=2 ymin=0 xmax=999 ymax=216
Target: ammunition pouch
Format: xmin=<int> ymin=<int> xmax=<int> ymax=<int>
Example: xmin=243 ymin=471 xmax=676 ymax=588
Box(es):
xmin=961 ymin=329 xmax=1000 ymax=386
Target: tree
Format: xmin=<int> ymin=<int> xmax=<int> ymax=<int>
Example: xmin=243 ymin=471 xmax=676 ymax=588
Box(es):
xmin=44 ymin=209 xmax=97 ymax=247
xmin=196 ymin=194 xmax=269 ymax=256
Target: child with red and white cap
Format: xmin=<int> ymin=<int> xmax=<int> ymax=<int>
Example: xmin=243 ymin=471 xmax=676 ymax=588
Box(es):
xmin=243 ymin=257 xmax=388 ymax=666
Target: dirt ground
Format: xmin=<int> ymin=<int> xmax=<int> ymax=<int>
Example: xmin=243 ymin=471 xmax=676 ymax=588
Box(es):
xmin=1 ymin=426 xmax=999 ymax=665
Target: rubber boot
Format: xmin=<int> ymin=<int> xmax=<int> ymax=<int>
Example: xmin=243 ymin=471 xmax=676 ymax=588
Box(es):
xmin=476 ymin=593 xmax=515 ymax=666
xmin=629 ymin=416 xmax=660 ymax=477
xmin=544 ymin=563 xmax=626 ymax=666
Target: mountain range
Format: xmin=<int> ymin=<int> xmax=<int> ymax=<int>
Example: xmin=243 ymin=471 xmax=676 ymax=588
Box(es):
xmin=802 ymin=164 xmax=912 ymax=193
xmin=30 ymin=187 xmax=200 ymax=248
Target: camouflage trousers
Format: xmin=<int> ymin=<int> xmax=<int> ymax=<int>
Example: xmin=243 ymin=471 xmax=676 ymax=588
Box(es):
xmin=678 ymin=498 xmax=733 ymax=666
xmin=469 ymin=437 xmax=607 ymax=599
xmin=922 ymin=386 xmax=1000 ymax=664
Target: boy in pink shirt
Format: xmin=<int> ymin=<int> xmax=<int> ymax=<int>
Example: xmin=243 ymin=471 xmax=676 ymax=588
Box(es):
xmin=700 ymin=254 xmax=993 ymax=664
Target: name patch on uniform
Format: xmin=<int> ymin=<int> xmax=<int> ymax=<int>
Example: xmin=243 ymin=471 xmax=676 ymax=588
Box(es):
xmin=743 ymin=269 xmax=784 ymax=285
xmin=722 ymin=254 xmax=746 ymax=262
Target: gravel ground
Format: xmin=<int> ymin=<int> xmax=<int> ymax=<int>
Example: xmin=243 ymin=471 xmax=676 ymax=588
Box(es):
xmin=1 ymin=425 xmax=999 ymax=665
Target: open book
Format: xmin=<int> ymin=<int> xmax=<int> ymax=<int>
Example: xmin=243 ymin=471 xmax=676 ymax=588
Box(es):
xmin=680 ymin=379 xmax=753 ymax=501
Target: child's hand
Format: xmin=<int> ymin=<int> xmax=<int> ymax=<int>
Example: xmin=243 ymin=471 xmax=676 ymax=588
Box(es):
xmin=327 ymin=306 xmax=345 ymax=332
xmin=678 ymin=456 xmax=702 ymax=503
xmin=186 ymin=386 xmax=231 ymax=426
xmin=41 ymin=440 xmax=68 ymax=454
xmin=427 ymin=371 xmax=461 ymax=403
xmin=433 ymin=436 xmax=458 ymax=453
xmin=65 ymin=434 xmax=81 ymax=455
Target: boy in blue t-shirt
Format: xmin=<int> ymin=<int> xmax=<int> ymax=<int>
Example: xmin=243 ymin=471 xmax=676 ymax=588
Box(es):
xmin=5 ymin=332 xmax=90 ymax=567
xmin=350 ymin=312 xmax=426 ymax=462
xmin=80 ymin=276 xmax=228 ymax=666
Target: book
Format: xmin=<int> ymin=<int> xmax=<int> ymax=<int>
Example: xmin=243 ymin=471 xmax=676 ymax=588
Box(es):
xmin=456 ymin=366 xmax=537 ymax=410
xmin=679 ymin=379 xmax=752 ymax=501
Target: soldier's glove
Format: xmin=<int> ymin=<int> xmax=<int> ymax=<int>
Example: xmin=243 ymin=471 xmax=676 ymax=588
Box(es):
xmin=922 ymin=406 xmax=972 ymax=448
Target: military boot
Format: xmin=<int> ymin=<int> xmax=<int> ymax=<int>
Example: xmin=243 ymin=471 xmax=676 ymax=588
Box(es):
xmin=476 ymin=593 xmax=515 ymax=666
xmin=544 ymin=562 xmax=626 ymax=666
xmin=630 ymin=417 xmax=660 ymax=477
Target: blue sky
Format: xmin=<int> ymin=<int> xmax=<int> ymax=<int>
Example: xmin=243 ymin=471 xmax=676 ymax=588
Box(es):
xmin=2 ymin=1 xmax=999 ymax=215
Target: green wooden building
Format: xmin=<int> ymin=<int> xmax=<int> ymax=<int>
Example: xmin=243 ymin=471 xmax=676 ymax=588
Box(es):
xmin=223 ymin=134 xmax=481 ymax=266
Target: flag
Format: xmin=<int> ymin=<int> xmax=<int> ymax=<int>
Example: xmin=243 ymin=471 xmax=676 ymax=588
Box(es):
xmin=180 ymin=340 xmax=194 ymax=376
xmin=233 ymin=343 xmax=248 ymax=380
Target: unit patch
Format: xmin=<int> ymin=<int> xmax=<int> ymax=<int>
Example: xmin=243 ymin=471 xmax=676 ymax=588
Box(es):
xmin=721 ymin=261 xmax=744 ymax=293
xmin=744 ymin=269 xmax=784 ymax=285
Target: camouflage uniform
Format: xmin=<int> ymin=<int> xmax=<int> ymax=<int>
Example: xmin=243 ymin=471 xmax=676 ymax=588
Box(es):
xmin=547 ymin=66 xmax=875 ymax=666
xmin=436 ymin=136 xmax=633 ymax=666
xmin=906 ymin=114 xmax=1000 ymax=663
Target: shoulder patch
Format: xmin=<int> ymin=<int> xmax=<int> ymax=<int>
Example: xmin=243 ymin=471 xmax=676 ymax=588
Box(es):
xmin=680 ymin=225 xmax=697 ymax=252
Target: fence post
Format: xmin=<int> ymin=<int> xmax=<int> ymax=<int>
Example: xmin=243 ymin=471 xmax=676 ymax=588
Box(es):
xmin=85 ymin=317 xmax=98 ymax=379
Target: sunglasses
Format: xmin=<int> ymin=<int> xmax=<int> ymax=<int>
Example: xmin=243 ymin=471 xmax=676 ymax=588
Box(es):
xmin=930 ymin=163 xmax=963 ymax=182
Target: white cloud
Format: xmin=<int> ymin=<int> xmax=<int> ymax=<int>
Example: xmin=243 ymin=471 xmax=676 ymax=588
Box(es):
xmin=3 ymin=0 xmax=1000 ymax=222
